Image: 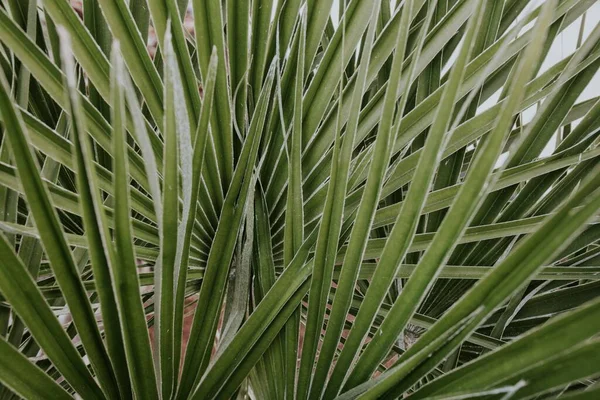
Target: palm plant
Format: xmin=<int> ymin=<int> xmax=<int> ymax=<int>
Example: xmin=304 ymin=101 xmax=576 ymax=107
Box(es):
xmin=0 ymin=0 xmax=599 ymax=398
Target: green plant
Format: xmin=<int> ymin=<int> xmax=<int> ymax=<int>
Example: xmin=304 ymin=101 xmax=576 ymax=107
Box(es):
xmin=0 ymin=0 xmax=599 ymax=398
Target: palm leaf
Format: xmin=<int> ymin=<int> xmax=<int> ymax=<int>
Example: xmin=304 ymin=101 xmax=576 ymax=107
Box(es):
xmin=0 ymin=0 xmax=599 ymax=399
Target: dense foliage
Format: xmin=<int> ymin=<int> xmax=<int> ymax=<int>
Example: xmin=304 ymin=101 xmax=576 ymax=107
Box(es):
xmin=0 ymin=0 xmax=599 ymax=398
